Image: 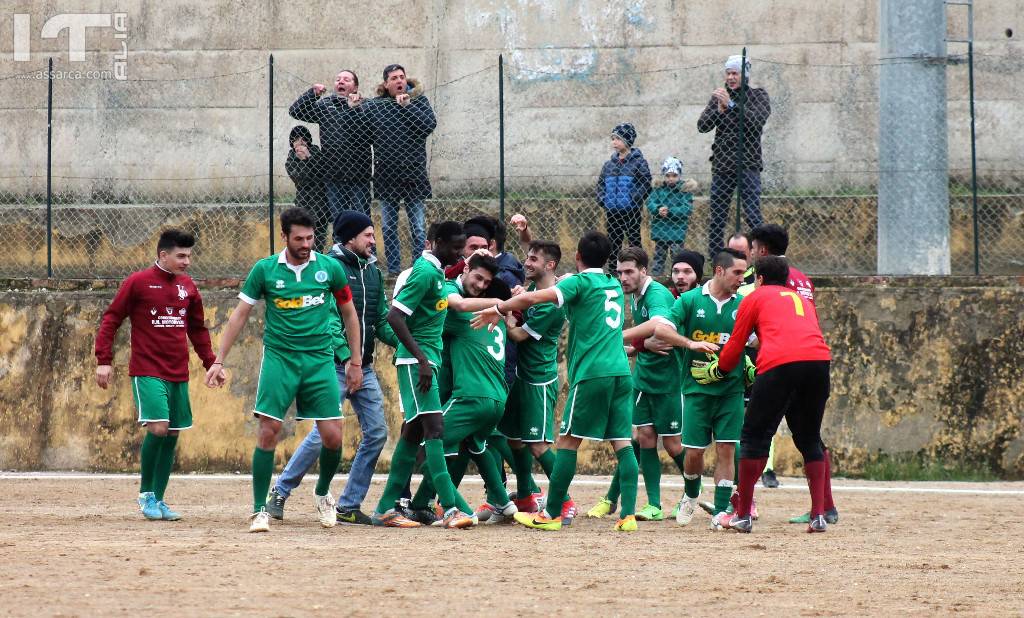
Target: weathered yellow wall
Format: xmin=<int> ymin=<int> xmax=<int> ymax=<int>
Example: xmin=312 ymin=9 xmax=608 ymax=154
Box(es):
xmin=1 ymin=276 xmax=1021 ymax=477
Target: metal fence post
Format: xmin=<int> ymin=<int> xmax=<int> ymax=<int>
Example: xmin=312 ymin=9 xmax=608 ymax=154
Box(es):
xmin=46 ymin=57 xmax=53 ymax=278
xmin=499 ymin=54 xmax=505 ymax=222
xmin=968 ymin=40 xmax=980 ymax=275
xmin=732 ymin=47 xmax=749 ymax=235
xmin=268 ymin=54 xmax=275 ymax=255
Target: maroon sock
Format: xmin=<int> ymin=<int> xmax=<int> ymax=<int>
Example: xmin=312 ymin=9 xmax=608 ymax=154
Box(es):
xmin=823 ymin=449 xmax=836 ymax=511
xmin=805 ymin=460 xmax=827 ymax=518
xmin=737 ymin=457 xmax=767 ymax=517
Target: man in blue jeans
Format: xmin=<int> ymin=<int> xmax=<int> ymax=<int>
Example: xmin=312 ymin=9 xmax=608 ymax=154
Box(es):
xmin=266 ymin=211 xmax=397 ymax=525
xmin=697 ymin=55 xmax=771 ymax=258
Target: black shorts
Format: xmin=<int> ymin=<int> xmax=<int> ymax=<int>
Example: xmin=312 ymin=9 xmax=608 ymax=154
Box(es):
xmin=740 ymin=360 xmax=830 ymax=461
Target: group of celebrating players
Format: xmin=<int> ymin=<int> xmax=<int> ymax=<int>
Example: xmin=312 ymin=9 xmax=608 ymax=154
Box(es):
xmin=96 ymin=205 xmax=839 ymax=535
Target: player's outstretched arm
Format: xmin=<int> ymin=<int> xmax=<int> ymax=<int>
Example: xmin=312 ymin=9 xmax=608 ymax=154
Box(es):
xmin=338 ymin=300 xmax=363 ymax=392
xmin=471 ymin=287 xmax=557 ymax=330
xmin=622 ymin=321 xmax=659 ymax=342
xmin=653 ymin=322 xmax=719 ymax=354
xmin=205 ymin=299 xmax=253 ymax=387
xmin=447 ymin=292 xmax=499 ymax=314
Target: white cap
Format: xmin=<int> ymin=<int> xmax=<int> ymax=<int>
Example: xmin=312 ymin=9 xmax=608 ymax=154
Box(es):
xmin=661 ymin=157 xmax=683 ymax=176
xmin=725 ymin=54 xmax=751 ymax=75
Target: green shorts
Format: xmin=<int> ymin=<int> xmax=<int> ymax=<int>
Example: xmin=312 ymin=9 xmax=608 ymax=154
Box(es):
xmin=254 ymin=346 xmax=341 ymax=421
xmin=559 ymin=375 xmax=633 ymax=441
xmin=682 ymin=392 xmax=744 ymax=448
xmin=498 ymin=377 xmax=558 ymax=443
xmin=442 ymin=397 xmax=505 ymax=456
xmin=132 ymin=376 xmax=192 ymax=430
xmin=396 ymin=362 xmax=443 ymax=422
xmin=633 ymin=390 xmax=684 ymax=436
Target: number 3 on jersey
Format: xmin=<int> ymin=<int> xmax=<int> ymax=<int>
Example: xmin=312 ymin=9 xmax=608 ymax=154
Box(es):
xmin=604 ymin=289 xmax=622 ymax=328
xmin=487 ymin=327 xmax=505 ymax=361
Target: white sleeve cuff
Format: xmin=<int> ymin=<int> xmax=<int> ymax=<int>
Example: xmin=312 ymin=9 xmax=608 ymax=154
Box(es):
xmin=651 ymin=315 xmax=674 ymax=327
xmin=521 ymin=322 xmax=543 ymax=341
xmin=392 ymin=299 xmax=414 ymax=316
xmin=238 ymin=292 xmax=257 ymax=305
xmin=552 ymin=286 xmax=565 ymax=307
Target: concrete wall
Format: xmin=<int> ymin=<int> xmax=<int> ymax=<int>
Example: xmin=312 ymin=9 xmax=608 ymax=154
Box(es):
xmin=1 ymin=275 xmax=1021 ymax=477
xmin=0 ymin=1 xmax=1021 ymax=197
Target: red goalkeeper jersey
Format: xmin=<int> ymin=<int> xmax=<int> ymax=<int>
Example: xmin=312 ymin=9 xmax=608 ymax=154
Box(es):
xmin=94 ymin=264 xmax=216 ymax=381
xmin=718 ymin=284 xmax=830 ymax=374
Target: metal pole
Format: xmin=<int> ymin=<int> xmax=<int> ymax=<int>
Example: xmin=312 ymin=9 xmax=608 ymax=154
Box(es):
xmin=878 ymin=0 xmax=950 ymax=274
xmin=46 ymin=57 xmax=53 ymax=278
xmin=733 ymin=47 xmax=749 ymax=235
xmin=498 ymin=54 xmax=505 ymax=222
xmin=968 ymin=41 xmax=980 ymax=275
xmin=268 ymin=54 xmax=275 ymax=255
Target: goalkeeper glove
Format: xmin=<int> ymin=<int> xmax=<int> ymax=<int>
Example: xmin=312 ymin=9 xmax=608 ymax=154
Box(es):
xmin=690 ymin=353 xmax=723 ymax=385
xmin=744 ymin=355 xmax=757 ymax=387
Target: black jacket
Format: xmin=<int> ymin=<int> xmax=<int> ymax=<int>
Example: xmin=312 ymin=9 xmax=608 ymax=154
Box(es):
xmin=697 ymin=84 xmax=771 ymax=173
xmin=368 ymin=78 xmax=436 ymax=202
xmin=285 ymin=143 xmax=327 ymax=213
xmin=328 ymin=244 xmax=396 ymax=367
xmin=289 ymin=88 xmax=373 ymax=183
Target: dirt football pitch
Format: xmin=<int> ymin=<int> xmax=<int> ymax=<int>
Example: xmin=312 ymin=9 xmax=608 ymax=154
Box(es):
xmin=1 ymin=474 xmax=1022 ymax=616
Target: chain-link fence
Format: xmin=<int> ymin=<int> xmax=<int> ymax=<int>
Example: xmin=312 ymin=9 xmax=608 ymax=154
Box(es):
xmin=1 ymin=49 xmax=1021 ymax=279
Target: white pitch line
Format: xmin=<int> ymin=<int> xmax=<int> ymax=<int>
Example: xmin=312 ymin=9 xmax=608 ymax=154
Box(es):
xmin=1 ymin=472 xmax=1022 ymax=496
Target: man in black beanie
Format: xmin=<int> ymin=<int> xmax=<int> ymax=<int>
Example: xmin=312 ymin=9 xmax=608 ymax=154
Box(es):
xmin=670 ymin=249 xmax=704 ymax=296
xmin=266 ymin=210 xmax=398 ymax=526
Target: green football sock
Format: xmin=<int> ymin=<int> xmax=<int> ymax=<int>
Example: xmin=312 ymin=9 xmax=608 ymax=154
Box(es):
xmin=605 ymin=465 xmax=621 ymax=503
xmin=410 ymin=472 xmax=436 ymax=510
xmin=472 ymin=451 xmax=511 ymax=506
xmin=639 ymin=447 xmax=662 ymax=508
xmin=374 ymin=437 xmax=418 ymax=514
xmin=139 ymin=432 xmax=164 ymax=495
xmin=544 ymin=448 xmax=578 ymax=519
xmin=615 ymin=445 xmax=640 ymax=518
xmin=314 ymin=446 xmax=342 ymax=496
xmin=536 ymin=448 xmax=556 ymax=479
xmin=684 ymin=472 xmax=702 ymax=499
xmin=252 ymin=447 xmax=275 ymax=512
xmin=512 ymin=446 xmax=536 ymax=498
xmin=448 ymin=450 xmax=471 ymax=487
xmin=766 ymin=437 xmax=776 ymax=472
xmin=734 ymin=444 xmax=741 ymax=485
xmin=714 ymin=479 xmax=734 ymax=514
xmin=153 ymin=434 xmax=178 ymax=501
xmin=672 ymin=450 xmax=687 ymax=476
xmin=424 ymin=439 xmax=471 ymax=513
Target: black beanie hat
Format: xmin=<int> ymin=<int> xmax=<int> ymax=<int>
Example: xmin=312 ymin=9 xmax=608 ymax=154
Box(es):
xmin=289 ymin=125 xmax=313 ymax=147
xmin=333 ymin=211 xmax=373 ymax=245
xmin=671 ymin=249 xmax=705 ymax=280
xmin=611 ymin=123 xmax=637 ymax=147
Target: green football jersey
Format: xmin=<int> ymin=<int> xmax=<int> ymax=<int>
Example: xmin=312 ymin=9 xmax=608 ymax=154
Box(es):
xmin=239 ymin=251 xmax=347 ymax=353
xmin=553 ymin=268 xmax=631 ymax=386
xmin=391 ymin=252 xmax=447 ymax=367
xmin=442 ymin=278 xmax=508 ymax=402
xmin=515 ymin=283 xmax=565 ymax=384
xmin=670 ymin=281 xmax=745 ymax=396
xmin=630 ymin=277 xmax=681 ymax=394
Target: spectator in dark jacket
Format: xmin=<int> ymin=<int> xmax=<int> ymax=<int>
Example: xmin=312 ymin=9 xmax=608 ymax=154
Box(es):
xmin=368 ymin=64 xmax=437 ymax=275
xmin=597 ymin=123 xmax=652 ymax=269
xmin=288 ymin=70 xmax=372 ymax=219
xmin=285 ymin=126 xmax=330 ymax=252
xmin=697 ymin=54 xmax=771 ymax=259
